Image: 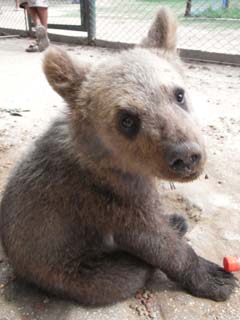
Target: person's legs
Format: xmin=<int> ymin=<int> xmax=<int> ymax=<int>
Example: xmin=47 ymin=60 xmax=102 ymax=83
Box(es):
xmin=15 ymin=0 xmax=19 ymax=10
xmin=36 ymin=7 xmax=48 ymax=29
xmin=33 ymin=6 xmax=49 ymax=51
xmin=25 ymin=1 xmax=49 ymax=52
xmin=27 ymin=7 xmax=41 ymax=26
xmin=21 ymin=4 xmax=40 ymax=52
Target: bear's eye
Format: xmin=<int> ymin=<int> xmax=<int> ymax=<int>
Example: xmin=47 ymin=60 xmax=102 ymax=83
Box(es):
xmin=117 ymin=110 xmax=141 ymax=139
xmin=122 ymin=117 xmax=134 ymax=129
xmin=175 ymin=88 xmax=185 ymax=105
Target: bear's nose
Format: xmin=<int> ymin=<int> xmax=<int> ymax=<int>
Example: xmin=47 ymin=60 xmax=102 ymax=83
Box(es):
xmin=167 ymin=143 xmax=202 ymax=175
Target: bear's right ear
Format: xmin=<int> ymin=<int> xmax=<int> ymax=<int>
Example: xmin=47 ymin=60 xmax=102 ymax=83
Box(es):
xmin=43 ymin=47 xmax=90 ymax=105
xmin=141 ymin=7 xmax=177 ymax=52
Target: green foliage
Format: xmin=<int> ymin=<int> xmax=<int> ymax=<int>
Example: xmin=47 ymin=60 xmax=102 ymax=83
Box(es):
xmin=195 ymin=6 xmax=240 ymax=19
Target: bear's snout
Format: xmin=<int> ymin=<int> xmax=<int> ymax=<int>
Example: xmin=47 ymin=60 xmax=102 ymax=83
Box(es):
xmin=166 ymin=142 xmax=204 ymax=179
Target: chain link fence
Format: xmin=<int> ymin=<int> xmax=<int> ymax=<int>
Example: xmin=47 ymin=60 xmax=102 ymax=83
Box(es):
xmin=96 ymin=0 xmax=240 ymax=56
xmin=0 ymin=0 xmax=84 ymax=34
xmin=0 ymin=0 xmax=28 ymax=34
xmin=0 ymin=0 xmax=240 ymax=62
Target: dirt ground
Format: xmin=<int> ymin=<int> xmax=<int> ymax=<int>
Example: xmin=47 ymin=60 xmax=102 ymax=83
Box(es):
xmin=0 ymin=37 xmax=240 ymax=320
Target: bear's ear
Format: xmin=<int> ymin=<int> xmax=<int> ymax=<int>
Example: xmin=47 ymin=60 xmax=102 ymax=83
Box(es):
xmin=141 ymin=7 xmax=177 ymax=52
xmin=43 ymin=47 xmax=90 ymax=105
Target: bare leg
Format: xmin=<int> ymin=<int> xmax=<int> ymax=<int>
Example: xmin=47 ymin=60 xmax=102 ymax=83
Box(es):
xmin=27 ymin=7 xmax=41 ymax=26
xmin=36 ymin=7 xmax=48 ymax=29
xmin=15 ymin=0 xmax=19 ymax=10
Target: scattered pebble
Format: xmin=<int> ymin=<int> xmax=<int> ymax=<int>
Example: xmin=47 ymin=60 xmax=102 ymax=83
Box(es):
xmin=129 ymin=289 xmax=157 ymax=319
xmin=43 ymin=298 xmax=50 ymax=304
xmin=34 ymin=302 xmax=45 ymax=312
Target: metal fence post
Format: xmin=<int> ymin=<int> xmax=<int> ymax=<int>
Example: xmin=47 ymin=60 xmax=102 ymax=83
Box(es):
xmin=87 ymin=0 xmax=96 ymax=45
xmin=26 ymin=10 xmax=34 ymax=37
xmin=184 ymin=0 xmax=192 ymax=17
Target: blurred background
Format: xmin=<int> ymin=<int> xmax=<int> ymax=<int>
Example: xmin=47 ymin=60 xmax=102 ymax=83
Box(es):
xmin=0 ymin=0 xmax=240 ymax=61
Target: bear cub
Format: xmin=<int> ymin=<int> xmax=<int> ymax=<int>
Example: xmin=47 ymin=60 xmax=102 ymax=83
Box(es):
xmin=0 ymin=7 xmax=236 ymax=306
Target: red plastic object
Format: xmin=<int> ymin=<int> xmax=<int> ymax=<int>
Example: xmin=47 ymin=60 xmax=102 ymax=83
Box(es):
xmin=223 ymin=256 xmax=240 ymax=272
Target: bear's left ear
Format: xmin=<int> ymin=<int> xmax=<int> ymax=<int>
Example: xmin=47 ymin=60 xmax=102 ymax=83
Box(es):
xmin=43 ymin=47 xmax=90 ymax=105
xmin=141 ymin=7 xmax=177 ymax=52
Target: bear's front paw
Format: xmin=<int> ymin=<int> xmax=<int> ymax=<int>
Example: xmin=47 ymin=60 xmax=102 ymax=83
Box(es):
xmin=183 ymin=256 xmax=238 ymax=301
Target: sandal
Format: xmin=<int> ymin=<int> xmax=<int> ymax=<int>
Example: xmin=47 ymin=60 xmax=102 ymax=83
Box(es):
xmin=25 ymin=43 xmax=40 ymax=52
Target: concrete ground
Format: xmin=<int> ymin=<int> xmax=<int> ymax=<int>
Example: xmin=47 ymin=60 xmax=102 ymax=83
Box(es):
xmin=0 ymin=37 xmax=240 ymax=320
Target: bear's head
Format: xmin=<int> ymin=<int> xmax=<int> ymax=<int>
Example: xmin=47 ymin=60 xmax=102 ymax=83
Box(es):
xmin=43 ymin=7 xmax=206 ymax=183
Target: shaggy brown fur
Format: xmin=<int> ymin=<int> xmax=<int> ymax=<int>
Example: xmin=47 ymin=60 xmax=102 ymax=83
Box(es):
xmin=0 ymin=7 xmax=236 ymax=306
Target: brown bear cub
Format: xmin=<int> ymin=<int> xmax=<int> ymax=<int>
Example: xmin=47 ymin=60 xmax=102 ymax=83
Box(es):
xmin=0 ymin=8 xmax=236 ymax=306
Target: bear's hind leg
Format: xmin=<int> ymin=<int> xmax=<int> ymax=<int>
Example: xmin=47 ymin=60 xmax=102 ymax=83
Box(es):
xmin=43 ymin=252 xmax=152 ymax=306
